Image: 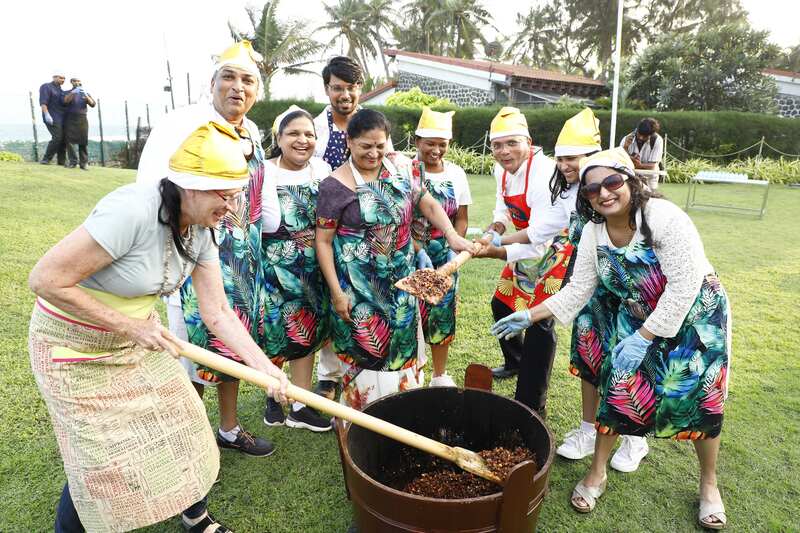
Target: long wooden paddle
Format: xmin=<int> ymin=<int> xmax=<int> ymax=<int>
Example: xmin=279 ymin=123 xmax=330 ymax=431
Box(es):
xmin=176 ymin=339 xmax=503 ymax=485
xmin=395 ymin=250 xmax=474 ymax=305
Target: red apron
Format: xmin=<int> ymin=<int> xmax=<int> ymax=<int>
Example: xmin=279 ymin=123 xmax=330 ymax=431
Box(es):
xmin=493 ymin=155 xmax=537 ymax=311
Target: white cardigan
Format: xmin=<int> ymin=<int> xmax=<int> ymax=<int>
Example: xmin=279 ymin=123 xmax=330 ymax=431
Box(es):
xmin=544 ymin=198 xmax=714 ymax=338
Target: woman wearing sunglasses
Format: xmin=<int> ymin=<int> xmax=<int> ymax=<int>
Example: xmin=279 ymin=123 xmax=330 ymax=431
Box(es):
xmin=492 ymin=147 xmax=730 ymax=530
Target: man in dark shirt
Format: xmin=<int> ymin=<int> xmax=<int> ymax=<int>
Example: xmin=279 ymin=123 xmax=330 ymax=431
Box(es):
xmin=38 ymin=73 xmax=75 ymax=165
xmin=64 ymin=78 xmax=96 ymax=170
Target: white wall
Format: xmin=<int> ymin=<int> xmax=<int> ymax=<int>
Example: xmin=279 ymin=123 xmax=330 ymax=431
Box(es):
xmin=361 ymin=88 xmax=396 ymax=106
xmin=770 ymin=73 xmax=800 ymax=97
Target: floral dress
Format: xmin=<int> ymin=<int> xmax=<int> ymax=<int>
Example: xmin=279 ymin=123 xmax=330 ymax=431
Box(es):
xmin=180 ymin=138 xmax=267 ymax=383
xmin=411 ymin=162 xmax=468 ymax=346
xmin=260 ymin=158 xmax=331 ymax=365
xmin=316 ymin=157 xmax=425 ymax=410
xmin=545 ymin=201 xmax=730 ymax=440
xmin=594 ymin=241 xmax=729 ymax=439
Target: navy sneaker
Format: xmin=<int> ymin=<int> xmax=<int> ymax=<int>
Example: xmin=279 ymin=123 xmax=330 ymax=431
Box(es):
xmin=216 ymin=428 xmax=275 ymax=457
xmin=263 ymin=397 xmax=286 ymax=426
xmin=286 ymin=406 xmax=332 ymax=432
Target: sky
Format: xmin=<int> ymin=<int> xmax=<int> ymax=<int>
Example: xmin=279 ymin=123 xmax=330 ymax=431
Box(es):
xmin=0 ymin=0 xmax=797 ymax=140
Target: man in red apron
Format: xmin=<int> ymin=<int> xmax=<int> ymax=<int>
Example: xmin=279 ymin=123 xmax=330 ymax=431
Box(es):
xmin=481 ymin=107 xmax=557 ymax=414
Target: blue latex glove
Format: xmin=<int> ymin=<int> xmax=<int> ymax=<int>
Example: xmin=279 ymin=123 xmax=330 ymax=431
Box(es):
xmin=416 ymin=249 xmax=433 ymax=270
xmin=483 ymin=230 xmax=502 ymax=247
xmin=43 ymin=111 xmax=53 ymax=126
xmin=611 ymin=331 xmax=653 ymax=372
xmin=490 ymin=310 xmax=533 ymax=340
xmin=446 ymin=249 xmax=457 ymax=263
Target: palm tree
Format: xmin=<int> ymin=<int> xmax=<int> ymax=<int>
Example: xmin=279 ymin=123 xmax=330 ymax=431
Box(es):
xmin=228 ymin=1 xmax=324 ymax=100
xmin=506 ymin=5 xmax=562 ymax=70
xmin=431 ymin=0 xmax=495 ymax=59
xmin=318 ymin=0 xmax=376 ymax=78
xmin=361 ymin=0 xmax=398 ymax=78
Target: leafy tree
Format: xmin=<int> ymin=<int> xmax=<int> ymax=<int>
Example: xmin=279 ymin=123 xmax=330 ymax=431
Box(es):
xmin=228 ymin=0 xmax=324 ymax=100
xmin=772 ymin=43 xmax=800 ymax=73
xmin=361 ymin=0 xmax=398 ymax=78
xmin=626 ymin=24 xmax=780 ymax=112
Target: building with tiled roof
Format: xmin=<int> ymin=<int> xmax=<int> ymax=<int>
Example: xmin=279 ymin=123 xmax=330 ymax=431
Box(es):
xmin=763 ymin=68 xmax=800 ymax=118
xmin=360 ymin=49 xmax=607 ymax=107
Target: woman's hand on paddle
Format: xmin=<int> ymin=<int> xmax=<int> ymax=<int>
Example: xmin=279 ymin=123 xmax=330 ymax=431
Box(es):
xmin=333 ymin=291 xmax=353 ymax=323
xmin=122 ymin=318 xmax=181 ymax=358
xmin=254 ymin=357 xmax=289 ymax=404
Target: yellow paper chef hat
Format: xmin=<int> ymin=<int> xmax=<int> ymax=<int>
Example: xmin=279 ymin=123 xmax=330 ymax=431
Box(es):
xmin=415 ymin=106 xmax=454 ymax=139
xmin=579 ymin=147 xmax=635 ymax=180
xmin=214 ymin=40 xmax=262 ymax=81
xmin=272 ymin=104 xmax=304 ymax=136
xmin=168 ymin=122 xmax=250 ymax=190
xmin=555 ymin=108 xmax=602 ymax=157
xmin=489 ymin=106 xmax=530 ymax=141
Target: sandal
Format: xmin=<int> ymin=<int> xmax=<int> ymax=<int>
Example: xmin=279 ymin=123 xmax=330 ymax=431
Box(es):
xmin=181 ymin=510 xmax=233 ymax=533
xmin=570 ymin=475 xmax=608 ymax=513
xmin=698 ymin=499 xmax=727 ymax=530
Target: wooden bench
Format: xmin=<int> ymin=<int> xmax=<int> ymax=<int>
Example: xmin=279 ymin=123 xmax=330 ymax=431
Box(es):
xmin=684 ymin=171 xmax=769 ymax=219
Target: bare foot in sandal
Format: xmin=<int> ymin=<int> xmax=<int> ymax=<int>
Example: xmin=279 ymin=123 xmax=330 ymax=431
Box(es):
xmin=570 ymin=472 xmax=608 ymax=513
xmin=698 ymin=482 xmax=726 ymax=530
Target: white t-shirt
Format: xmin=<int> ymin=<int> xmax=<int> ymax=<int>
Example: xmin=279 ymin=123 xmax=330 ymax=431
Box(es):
xmin=81 ymin=183 xmax=217 ymax=298
xmin=620 ymin=132 xmax=664 ymax=165
xmin=264 ymin=156 xmax=331 ymax=188
xmin=424 ymin=160 xmax=472 ymax=207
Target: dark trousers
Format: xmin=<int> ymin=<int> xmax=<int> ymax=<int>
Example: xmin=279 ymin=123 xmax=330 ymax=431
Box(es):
xmin=43 ymin=121 xmax=75 ymax=165
xmin=515 ymin=317 xmax=557 ymax=414
xmin=55 ymin=483 xmax=208 ymax=532
xmin=68 ymin=144 xmax=88 ymax=168
xmin=491 ymin=296 xmax=523 ymax=370
xmin=492 ymin=297 xmax=557 ymax=413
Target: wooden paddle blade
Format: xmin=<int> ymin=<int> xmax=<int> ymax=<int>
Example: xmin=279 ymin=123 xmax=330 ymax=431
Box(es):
xmin=394 ymin=275 xmax=420 ymax=296
xmin=395 ymin=268 xmax=451 ymax=305
xmin=452 ymin=446 xmax=504 ymax=486
xmin=421 ymin=275 xmax=453 ymax=305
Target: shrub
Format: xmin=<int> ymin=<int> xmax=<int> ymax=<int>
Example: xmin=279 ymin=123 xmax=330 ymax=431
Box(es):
xmin=444 ymin=144 xmax=494 ymax=175
xmin=249 ymin=100 xmax=800 ymax=161
xmin=665 ymin=157 xmax=800 ymax=185
xmin=385 ymin=87 xmax=452 ymax=109
xmin=0 ymin=151 xmax=24 ymax=162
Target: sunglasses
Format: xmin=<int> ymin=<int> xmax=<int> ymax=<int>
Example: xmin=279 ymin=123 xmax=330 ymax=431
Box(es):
xmin=580 ymin=173 xmax=627 ymax=200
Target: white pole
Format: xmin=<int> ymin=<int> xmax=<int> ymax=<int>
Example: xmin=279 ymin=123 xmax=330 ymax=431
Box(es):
xmin=609 ymin=0 xmax=625 ymax=149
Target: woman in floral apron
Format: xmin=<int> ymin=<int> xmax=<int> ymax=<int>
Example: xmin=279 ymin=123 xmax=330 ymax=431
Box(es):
xmin=493 ymin=148 xmax=730 ymax=529
xmin=410 ymin=107 xmax=472 ymax=387
xmin=260 ymin=106 xmax=333 ymax=432
xmin=315 ymin=109 xmax=477 ymax=410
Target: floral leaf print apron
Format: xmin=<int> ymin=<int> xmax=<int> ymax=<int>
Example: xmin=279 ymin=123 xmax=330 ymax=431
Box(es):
xmin=180 ymin=130 xmax=266 ymax=383
xmin=261 ymin=164 xmax=330 ymax=365
xmin=594 ymin=239 xmax=730 ymax=440
xmin=412 ymin=165 xmax=459 ymax=345
xmin=493 ymin=154 xmax=537 ymax=311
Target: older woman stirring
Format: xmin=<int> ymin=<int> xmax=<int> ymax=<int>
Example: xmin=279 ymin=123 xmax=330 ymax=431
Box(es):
xmin=315 ymin=109 xmax=477 ymax=409
xmin=28 ymin=122 xmax=288 ymax=532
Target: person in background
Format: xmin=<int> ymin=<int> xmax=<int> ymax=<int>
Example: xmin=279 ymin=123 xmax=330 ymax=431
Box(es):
xmin=137 ymin=41 xmax=281 ymax=458
xmin=493 ymin=148 xmax=729 ymax=529
xmin=411 ymin=107 xmax=472 ymax=387
xmin=39 ymin=72 xmax=74 ymax=166
xmin=620 ymin=118 xmax=663 ymax=190
xmin=479 ymin=107 xmax=556 ymax=396
xmin=260 ymin=106 xmax=333 ymax=431
xmin=315 ymin=109 xmax=477 ymax=410
xmin=28 ymin=121 xmax=288 ymax=533
xmin=311 ymin=56 xmax=394 ymax=401
xmin=63 ymin=78 xmax=96 ymax=170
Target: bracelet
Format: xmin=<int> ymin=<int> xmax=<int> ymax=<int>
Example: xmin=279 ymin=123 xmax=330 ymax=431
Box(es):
xmin=444 ymin=227 xmax=457 ymax=237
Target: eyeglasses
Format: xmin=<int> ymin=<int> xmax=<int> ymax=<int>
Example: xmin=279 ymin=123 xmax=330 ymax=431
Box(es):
xmin=580 ymin=173 xmax=627 ymax=200
xmin=490 ymin=139 xmax=525 ymax=152
xmin=326 ymin=83 xmax=362 ymax=95
xmin=212 ymin=190 xmax=244 ymax=210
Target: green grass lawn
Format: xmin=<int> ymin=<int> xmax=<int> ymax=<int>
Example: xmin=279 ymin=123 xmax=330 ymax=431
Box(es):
xmin=1 ymin=161 xmax=798 ymax=532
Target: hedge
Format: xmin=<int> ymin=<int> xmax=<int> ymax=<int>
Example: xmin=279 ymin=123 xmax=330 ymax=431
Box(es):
xmin=249 ymin=99 xmax=800 ymax=161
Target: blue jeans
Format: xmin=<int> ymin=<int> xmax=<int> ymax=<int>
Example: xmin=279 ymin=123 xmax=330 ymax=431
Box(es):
xmin=55 ymin=484 xmax=208 ymax=532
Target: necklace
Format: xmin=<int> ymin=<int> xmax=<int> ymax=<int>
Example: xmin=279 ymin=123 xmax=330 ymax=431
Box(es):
xmin=158 ymin=226 xmax=195 ymax=297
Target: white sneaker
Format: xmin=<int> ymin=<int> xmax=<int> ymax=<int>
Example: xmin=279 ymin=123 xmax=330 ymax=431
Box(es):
xmin=429 ymin=374 xmax=456 ymax=387
xmin=610 ymin=435 xmax=649 ymax=472
xmin=556 ymin=427 xmax=596 ymax=460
